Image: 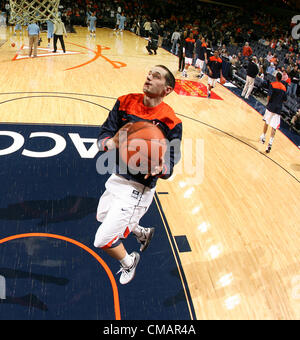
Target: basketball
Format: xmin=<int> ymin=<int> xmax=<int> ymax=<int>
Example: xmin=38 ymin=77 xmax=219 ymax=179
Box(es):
xmin=11 ymin=43 xmax=15 ymax=47
xmin=119 ymin=121 xmax=167 ymax=174
xmin=220 ymin=76 xmax=226 ymax=85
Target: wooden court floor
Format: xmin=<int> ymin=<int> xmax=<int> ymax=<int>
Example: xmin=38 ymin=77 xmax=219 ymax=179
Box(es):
xmin=0 ymin=25 xmax=300 ymax=320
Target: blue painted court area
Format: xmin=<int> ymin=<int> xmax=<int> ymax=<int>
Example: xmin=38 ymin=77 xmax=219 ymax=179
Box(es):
xmin=0 ymin=124 xmax=194 ymax=320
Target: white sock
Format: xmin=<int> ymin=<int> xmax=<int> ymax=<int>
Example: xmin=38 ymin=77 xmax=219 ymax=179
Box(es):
xmin=120 ymin=253 xmax=134 ymax=268
xmin=269 ymin=137 xmax=274 ymax=145
xmin=261 ymin=133 xmax=266 ymax=139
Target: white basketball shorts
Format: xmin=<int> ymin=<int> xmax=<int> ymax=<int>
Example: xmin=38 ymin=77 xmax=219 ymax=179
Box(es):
xmin=207 ymin=77 xmax=217 ymax=88
xmin=94 ymin=174 xmax=155 ymax=249
xmin=263 ymin=109 xmax=281 ymax=130
xmin=185 ymin=57 xmax=193 ymax=65
xmin=195 ymin=59 xmax=204 ymax=69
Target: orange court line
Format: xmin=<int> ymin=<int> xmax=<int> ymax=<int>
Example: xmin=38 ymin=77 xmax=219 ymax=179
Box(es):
xmin=64 ymin=43 xmax=103 ymax=71
xmin=65 ymin=43 xmax=127 ymax=71
xmin=0 ymin=232 xmax=121 ymax=320
xmin=12 ymin=44 xmax=84 ymax=61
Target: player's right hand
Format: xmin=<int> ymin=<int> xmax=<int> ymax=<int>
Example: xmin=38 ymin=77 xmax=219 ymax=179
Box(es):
xmin=112 ymin=122 xmax=133 ymax=148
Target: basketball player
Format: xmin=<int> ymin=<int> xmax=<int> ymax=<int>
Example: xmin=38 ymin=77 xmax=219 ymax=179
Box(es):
xmin=46 ymin=19 xmax=54 ymax=48
xmin=95 ymin=65 xmax=182 ymax=285
xmin=86 ymin=8 xmax=92 ymax=31
xmin=118 ymin=12 xmax=126 ymax=33
xmin=14 ymin=16 xmax=22 ymax=36
xmin=260 ymin=72 xmax=287 ymax=153
xmin=182 ymin=32 xmax=195 ymax=78
xmin=195 ymin=37 xmax=208 ymax=79
xmin=114 ymin=11 xmax=121 ymax=31
xmin=206 ymin=50 xmax=223 ymax=98
xmin=88 ymin=12 xmax=97 ymax=37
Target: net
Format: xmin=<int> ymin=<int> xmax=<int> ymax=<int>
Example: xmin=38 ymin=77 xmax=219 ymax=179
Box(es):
xmin=9 ymin=0 xmax=60 ymax=25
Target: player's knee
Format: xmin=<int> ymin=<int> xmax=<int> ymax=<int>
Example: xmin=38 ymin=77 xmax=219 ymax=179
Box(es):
xmin=94 ymin=233 xmax=105 ymax=248
xmin=96 ymin=213 xmax=103 ymax=222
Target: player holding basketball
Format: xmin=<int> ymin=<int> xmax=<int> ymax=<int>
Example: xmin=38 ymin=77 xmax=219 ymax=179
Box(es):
xmin=95 ymin=65 xmax=182 ymax=285
xmin=206 ymin=50 xmax=223 ymax=98
xmin=260 ymin=72 xmax=287 ymax=153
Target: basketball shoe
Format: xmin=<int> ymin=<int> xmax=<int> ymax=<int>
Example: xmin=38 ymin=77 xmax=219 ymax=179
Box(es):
xmin=266 ymin=143 xmax=272 ymax=153
xmin=135 ymin=227 xmax=155 ymax=252
xmin=117 ymin=252 xmax=140 ymax=285
xmin=260 ymin=135 xmax=266 ymax=144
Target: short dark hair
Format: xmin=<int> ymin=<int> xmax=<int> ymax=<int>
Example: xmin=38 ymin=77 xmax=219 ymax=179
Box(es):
xmin=155 ymin=65 xmax=176 ymax=89
xmin=276 ymin=72 xmax=282 ymax=81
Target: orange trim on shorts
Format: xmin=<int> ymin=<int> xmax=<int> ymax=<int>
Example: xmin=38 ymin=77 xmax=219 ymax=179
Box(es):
xmin=101 ymin=235 xmax=119 ymax=249
xmin=0 ymin=233 xmax=121 ymax=320
xmin=123 ymin=227 xmax=130 ymax=239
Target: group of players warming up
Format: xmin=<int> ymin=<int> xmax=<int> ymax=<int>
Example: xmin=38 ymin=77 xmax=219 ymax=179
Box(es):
xmin=178 ymin=33 xmax=287 ymax=153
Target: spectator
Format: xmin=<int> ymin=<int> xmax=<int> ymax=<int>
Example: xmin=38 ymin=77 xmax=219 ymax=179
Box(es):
xmin=258 ymin=66 xmax=265 ymax=79
xmin=242 ymin=42 xmax=253 ymax=57
xmin=143 ymin=19 xmax=151 ymax=37
xmin=263 ymin=38 xmax=270 ymax=47
xmin=281 ymin=69 xmax=289 ymax=82
xmin=229 ymin=54 xmax=236 ymax=64
xmin=259 ymin=57 xmax=268 ymax=74
xmin=288 ymin=65 xmax=299 ymax=97
xmin=291 ymin=108 xmax=300 ymax=130
xmin=170 ymin=27 xmax=180 ymax=55
xmin=266 ymin=51 xmax=273 ymax=62
xmin=266 ymin=63 xmax=276 ymax=75
xmin=284 ymin=53 xmax=290 ymax=65
xmin=270 ymin=54 xmax=278 ymax=65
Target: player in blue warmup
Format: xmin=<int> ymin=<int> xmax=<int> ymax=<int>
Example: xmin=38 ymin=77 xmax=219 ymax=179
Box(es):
xmin=118 ymin=12 xmax=126 ymax=33
xmin=88 ymin=12 xmax=97 ymax=37
xmin=14 ymin=16 xmax=22 ymax=36
xmin=46 ymin=20 xmax=54 ymax=48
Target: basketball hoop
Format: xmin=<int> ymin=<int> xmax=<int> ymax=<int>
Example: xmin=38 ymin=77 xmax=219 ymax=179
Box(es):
xmin=9 ymin=0 xmax=60 ymax=25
